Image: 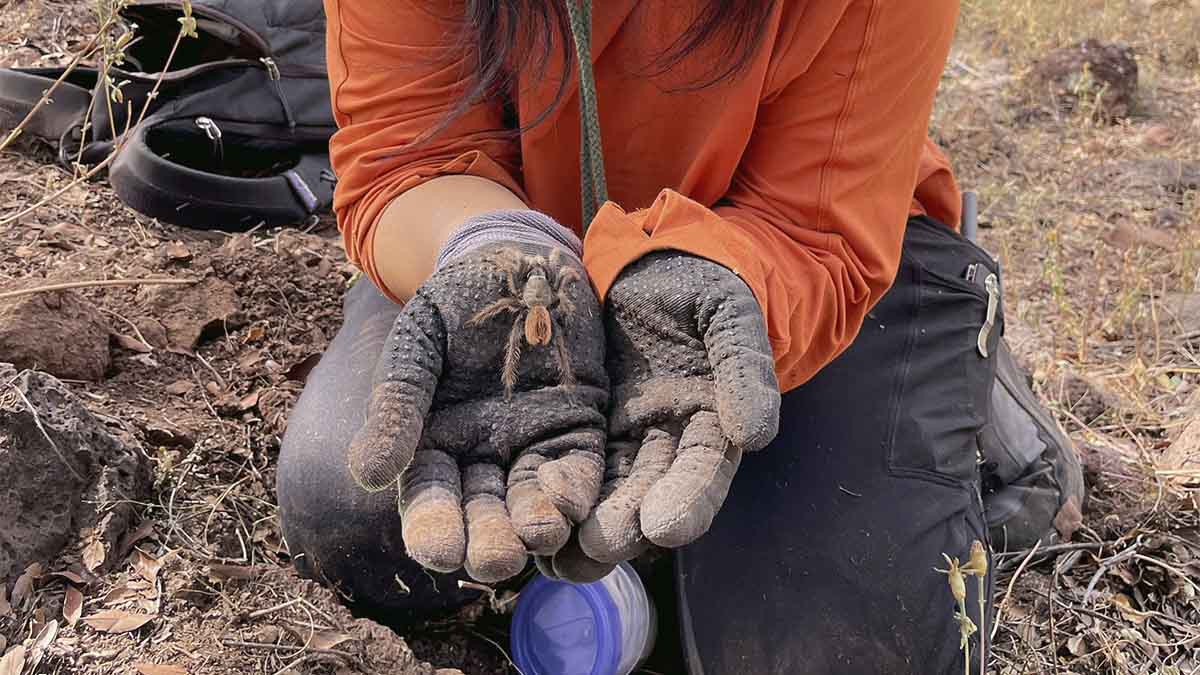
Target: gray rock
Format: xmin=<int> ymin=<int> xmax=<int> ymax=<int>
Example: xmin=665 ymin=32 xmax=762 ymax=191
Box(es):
xmin=0 ymin=363 xmax=149 ymax=582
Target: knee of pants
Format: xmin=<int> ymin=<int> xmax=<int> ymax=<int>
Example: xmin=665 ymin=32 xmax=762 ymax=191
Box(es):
xmin=276 ymin=417 xmax=396 ymax=581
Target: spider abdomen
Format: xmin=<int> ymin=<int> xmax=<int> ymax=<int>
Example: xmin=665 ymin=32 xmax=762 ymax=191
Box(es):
xmin=525 ymin=306 xmax=552 ymax=345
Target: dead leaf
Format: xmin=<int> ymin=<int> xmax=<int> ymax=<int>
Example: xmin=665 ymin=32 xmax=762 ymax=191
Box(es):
xmin=64 ymin=586 xmax=83 ymax=627
xmin=243 ymin=324 xmax=267 ymax=343
xmin=307 ymin=630 xmax=355 ymax=651
xmin=113 ymin=333 xmax=154 ymax=353
xmin=164 ymin=380 xmax=195 ymax=396
xmin=83 ymin=537 xmax=106 ymax=571
xmin=11 ymin=562 xmax=43 ymax=608
xmin=25 ymin=619 xmax=58 ymax=672
xmin=1105 ymin=221 xmax=1177 ymax=251
xmin=165 ymin=242 xmax=192 ymax=261
xmin=1111 ymin=593 xmax=1151 ymax=624
xmin=102 ymin=580 xmax=152 ymax=605
xmin=240 ymin=390 xmax=260 ymax=410
xmin=0 ymin=645 xmax=26 ymax=675
xmin=131 ymin=550 xmax=164 ymax=585
xmin=47 ymin=570 xmax=87 ymax=585
xmin=1053 ymin=495 xmax=1084 ymax=540
xmin=136 ymin=664 xmax=189 ymax=675
xmin=1141 ymin=124 xmax=1174 ymax=147
xmin=117 ymin=521 xmax=159 ymax=561
xmin=237 ymin=349 xmax=263 ymax=371
xmin=1067 ymin=634 xmax=1087 ymax=656
xmin=216 ymin=390 xmax=260 ymax=416
xmin=1157 ymin=409 xmax=1200 ymax=485
xmin=0 ymin=586 xmax=10 ymax=618
xmin=83 ymin=608 xmax=156 ymax=633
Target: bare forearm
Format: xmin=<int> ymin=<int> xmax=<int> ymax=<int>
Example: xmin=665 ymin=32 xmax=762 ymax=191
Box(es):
xmin=371 ymin=175 xmax=527 ymax=302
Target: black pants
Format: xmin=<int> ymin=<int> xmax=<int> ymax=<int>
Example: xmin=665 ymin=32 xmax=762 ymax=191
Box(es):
xmin=277 ymin=216 xmax=1001 ymax=674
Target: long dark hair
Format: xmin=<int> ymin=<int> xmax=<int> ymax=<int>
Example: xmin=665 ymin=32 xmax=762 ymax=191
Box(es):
xmin=437 ymin=0 xmax=775 ymax=136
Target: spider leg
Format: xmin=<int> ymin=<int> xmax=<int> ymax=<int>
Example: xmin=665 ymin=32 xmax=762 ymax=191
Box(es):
xmin=556 ymin=287 xmax=576 ymax=315
xmin=502 ymin=316 xmax=525 ymax=398
xmin=505 ymin=267 xmax=520 ymax=297
xmin=554 ymin=265 xmax=582 ymax=292
xmin=550 ymin=317 xmax=575 ymax=388
xmin=467 ymin=297 xmax=522 ymax=326
xmin=548 ymin=247 xmax=562 ymax=268
xmin=489 ymin=248 xmax=527 ymax=296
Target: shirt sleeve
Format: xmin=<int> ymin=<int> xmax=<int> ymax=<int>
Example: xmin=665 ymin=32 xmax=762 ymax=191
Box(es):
xmin=584 ymin=0 xmax=960 ymax=393
xmin=324 ymin=0 xmax=526 ymax=288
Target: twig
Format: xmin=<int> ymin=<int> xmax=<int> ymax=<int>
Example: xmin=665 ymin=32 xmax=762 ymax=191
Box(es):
xmin=994 ymin=541 xmax=1106 ymax=561
xmin=98 ymin=306 xmax=153 ymax=350
xmin=239 ymin=597 xmax=302 ymax=622
xmin=191 ymin=351 xmax=228 ymax=391
xmin=1130 ymin=554 xmax=1200 ymax=596
xmin=1048 ymin=565 xmax=1061 ymax=675
xmin=466 ymin=627 xmax=526 ymax=675
xmin=1083 ymin=542 xmax=1141 ymax=604
xmin=0 ymin=25 xmax=108 ymax=154
xmin=0 ymin=277 xmax=199 ymax=301
xmin=991 ymin=540 xmax=1041 ymax=642
xmin=271 ymin=652 xmax=348 ymax=675
xmin=4 ymin=380 xmax=87 ymax=483
xmin=219 ymin=638 xmax=356 ymax=658
xmin=1 ymin=11 xmax=193 ymax=227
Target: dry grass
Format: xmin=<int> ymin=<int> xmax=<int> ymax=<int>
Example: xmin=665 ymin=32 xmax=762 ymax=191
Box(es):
xmin=939 ymin=0 xmax=1200 ymax=672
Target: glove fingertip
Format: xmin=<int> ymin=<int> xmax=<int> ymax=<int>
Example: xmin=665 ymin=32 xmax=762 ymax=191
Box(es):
xmin=640 ymin=488 xmax=712 ymax=549
xmin=346 ymin=428 xmax=409 ymax=492
xmin=402 ymin=497 xmax=467 ymax=573
xmin=552 ymin=535 xmax=619 ymax=583
xmin=718 ymin=382 xmax=781 ymax=452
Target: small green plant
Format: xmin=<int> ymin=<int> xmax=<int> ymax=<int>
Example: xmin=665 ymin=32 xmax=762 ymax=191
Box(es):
xmin=0 ymin=0 xmax=198 ymax=226
xmin=938 ymin=539 xmax=989 ymax=675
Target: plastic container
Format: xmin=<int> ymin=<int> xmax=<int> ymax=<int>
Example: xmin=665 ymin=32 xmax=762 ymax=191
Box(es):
xmin=510 ymin=562 xmax=657 ymax=675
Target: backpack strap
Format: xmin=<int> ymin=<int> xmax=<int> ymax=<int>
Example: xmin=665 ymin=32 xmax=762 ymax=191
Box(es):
xmin=0 ymin=67 xmax=98 ymax=149
xmin=109 ymin=116 xmax=334 ymax=230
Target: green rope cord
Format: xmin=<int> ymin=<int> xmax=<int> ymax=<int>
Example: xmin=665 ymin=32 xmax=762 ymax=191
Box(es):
xmin=563 ymin=0 xmax=608 ymax=232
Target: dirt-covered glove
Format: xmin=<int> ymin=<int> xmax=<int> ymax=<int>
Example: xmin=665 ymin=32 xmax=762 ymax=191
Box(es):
xmin=551 ymin=250 xmax=781 ymax=579
xmin=346 ymin=212 xmax=608 ymax=583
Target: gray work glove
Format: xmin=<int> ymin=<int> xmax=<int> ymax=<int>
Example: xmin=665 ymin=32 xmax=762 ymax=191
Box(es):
xmin=545 ymin=250 xmax=781 ymax=581
xmin=346 ymin=211 xmax=608 ymax=583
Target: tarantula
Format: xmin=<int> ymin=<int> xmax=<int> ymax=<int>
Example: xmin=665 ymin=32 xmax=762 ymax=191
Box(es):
xmin=467 ymin=247 xmax=581 ymax=397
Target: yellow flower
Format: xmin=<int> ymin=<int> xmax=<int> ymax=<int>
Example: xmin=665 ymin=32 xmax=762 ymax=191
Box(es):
xmin=938 ymin=553 xmax=967 ymax=603
xmin=963 ymin=540 xmax=989 ymax=577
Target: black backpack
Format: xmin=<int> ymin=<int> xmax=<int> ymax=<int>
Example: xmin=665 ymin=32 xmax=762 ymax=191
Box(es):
xmin=0 ymin=0 xmax=335 ymax=230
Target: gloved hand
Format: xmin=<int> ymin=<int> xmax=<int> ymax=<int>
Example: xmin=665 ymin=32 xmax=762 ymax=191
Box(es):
xmin=346 ymin=211 xmax=608 ymax=583
xmin=546 ymin=250 xmax=781 ymax=580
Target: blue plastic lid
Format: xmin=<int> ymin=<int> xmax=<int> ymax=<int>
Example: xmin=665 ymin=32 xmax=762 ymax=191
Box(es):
xmin=511 ymin=574 xmax=623 ymax=675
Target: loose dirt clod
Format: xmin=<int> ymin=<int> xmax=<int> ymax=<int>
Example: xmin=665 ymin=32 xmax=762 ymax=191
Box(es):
xmin=1027 ymin=38 xmax=1139 ymax=119
xmin=0 ymin=290 xmax=110 ymax=381
xmin=136 ymin=277 xmax=243 ymax=352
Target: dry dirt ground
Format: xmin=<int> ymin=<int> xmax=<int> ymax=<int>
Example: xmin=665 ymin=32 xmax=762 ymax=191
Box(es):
xmin=1 ymin=0 xmax=1199 ymax=674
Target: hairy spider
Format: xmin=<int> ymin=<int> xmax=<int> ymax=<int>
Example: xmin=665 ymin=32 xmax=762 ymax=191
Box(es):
xmin=467 ymin=247 xmax=582 ymax=397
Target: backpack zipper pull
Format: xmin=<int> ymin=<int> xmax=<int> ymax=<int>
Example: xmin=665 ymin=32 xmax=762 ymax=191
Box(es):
xmin=977 ymin=273 xmax=999 ymax=358
xmin=195 ymin=116 xmax=224 ymax=166
xmin=260 ymin=57 xmax=297 ymax=130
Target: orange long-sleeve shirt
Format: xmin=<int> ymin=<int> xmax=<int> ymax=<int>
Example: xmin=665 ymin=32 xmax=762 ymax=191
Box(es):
xmin=325 ymin=0 xmax=962 ymax=393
